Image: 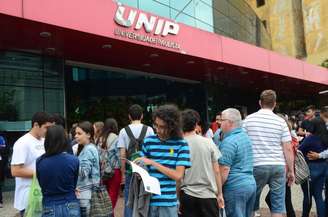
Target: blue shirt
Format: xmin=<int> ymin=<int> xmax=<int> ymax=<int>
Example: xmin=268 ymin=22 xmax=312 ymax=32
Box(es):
xmin=140 ymin=135 xmax=191 ymax=207
xmin=219 ymin=128 xmax=255 ymax=191
xmin=36 ymin=153 xmax=79 ymax=205
xmin=299 ymin=135 xmax=327 ymax=162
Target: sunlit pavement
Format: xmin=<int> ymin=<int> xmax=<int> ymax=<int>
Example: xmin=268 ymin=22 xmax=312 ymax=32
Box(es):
xmin=0 ymin=185 xmax=316 ymax=217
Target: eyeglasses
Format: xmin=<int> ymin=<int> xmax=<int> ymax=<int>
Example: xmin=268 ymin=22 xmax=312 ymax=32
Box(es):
xmin=219 ymin=118 xmax=230 ymax=122
xmin=153 ymin=123 xmax=167 ymax=130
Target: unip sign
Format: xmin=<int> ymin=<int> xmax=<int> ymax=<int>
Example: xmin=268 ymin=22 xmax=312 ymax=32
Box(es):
xmin=114 ymin=5 xmax=180 ymax=37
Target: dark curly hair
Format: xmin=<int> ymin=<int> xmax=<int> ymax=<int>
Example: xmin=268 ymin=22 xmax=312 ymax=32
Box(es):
xmin=152 ymin=104 xmax=182 ymax=139
xmin=181 ymin=109 xmax=200 ymax=132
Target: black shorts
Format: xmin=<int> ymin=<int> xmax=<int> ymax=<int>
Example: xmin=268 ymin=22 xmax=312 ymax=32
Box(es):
xmin=179 ymin=191 xmax=219 ymax=217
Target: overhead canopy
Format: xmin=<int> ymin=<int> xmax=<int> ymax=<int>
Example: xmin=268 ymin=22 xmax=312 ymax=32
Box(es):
xmin=0 ymin=0 xmax=327 ymax=96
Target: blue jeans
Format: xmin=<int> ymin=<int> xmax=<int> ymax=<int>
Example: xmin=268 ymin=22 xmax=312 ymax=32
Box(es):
xmin=148 ymin=206 xmax=178 ymax=217
xmin=224 ymin=184 xmax=256 ymax=217
xmin=20 ymin=210 xmax=25 ymax=217
xmin=301 ymin=162 xmax=327 ymax=217
xmin=42 ymin=201 xmax=81 ymax=217
xmin=253 ymin=165 xmax=286 ymax=214
xmin=124 ymin=174 xmax=132 ymax=217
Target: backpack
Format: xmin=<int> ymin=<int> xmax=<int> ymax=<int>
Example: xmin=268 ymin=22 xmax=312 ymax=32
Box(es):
xmin=99 ymin=138 xmax=120 ymax=180
xmin=294 ymin=150 xmax=310 ymax=185
xmin=125 ymin=125 xmax=148 ymax=174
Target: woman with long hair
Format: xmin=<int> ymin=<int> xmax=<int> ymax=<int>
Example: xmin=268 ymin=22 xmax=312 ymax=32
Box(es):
xmin=299 ymin=118 xmax=328 ymax=217
xmin=98 ymin=118 xmax=121 ymax=215
xmin=75 ymin=121 xmax=100 ymax=217
xmin=93 ymin=121 xmax=104 ymax=145
xmin=36 ymin=125 xmax=81 ymax=217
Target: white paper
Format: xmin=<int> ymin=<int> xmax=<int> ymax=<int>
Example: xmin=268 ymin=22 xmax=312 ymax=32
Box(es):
xmin=129 ymin=161 xmax=161 ymax=195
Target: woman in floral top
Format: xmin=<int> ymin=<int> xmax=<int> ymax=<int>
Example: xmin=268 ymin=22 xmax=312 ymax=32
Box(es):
xmin=75 ymin=121 xmax=100 ymax=217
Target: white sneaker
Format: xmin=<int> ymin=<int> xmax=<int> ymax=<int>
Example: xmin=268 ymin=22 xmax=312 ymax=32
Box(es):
xmin=254 ymin=211 xmax=260 ymax=217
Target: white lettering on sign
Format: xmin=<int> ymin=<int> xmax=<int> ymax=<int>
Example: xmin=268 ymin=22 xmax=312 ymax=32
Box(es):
xmin=114 ymin=5 xmax=180 ymax=36
xmin=114 ymin=28 xmax=181 ymax=50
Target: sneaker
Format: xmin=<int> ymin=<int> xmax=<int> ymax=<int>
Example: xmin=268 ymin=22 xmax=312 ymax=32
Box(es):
xmin=0 ymin=203 xmax=3 ymax=208
xmin=254 ymin=211 xmax=260 ymax=217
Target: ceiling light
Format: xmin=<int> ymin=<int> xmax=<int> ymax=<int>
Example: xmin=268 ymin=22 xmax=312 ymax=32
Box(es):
xmin=150 ymin=53 xmax=159 ymax=58
xmin=143 ymin=63 xmax=151 ymax=67
xmin=240 ymin=71 xmax=248 ymax=75
xmin=102 ymin=44 xmax=112 ymax=49
xmin=40 ymin=32 xmax=52 ymax=38
xmin=180 ymin=50 xmax=187 ymax=54
xmin=186 ymin=61 xmax=195 ymax=64
xmin=217 ymin=66 xmax=224 ymax=70
xmin=45 ymin=47 xmax=56 ymax=52
xmin=319 ymin=90 xmax=328 ymax=95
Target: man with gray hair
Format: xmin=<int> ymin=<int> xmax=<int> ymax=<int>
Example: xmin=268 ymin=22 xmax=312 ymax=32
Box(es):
xmin=219 ymin=108 xmax=256 ymax=217
xmin=243 ymin=90 xmax=295 ymax=217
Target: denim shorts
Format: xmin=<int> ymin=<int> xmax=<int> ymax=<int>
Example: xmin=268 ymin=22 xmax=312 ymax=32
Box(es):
xmin=253 ymin=165 xmax=286 ymax=214
xmin=148 ymin=205 xmax=178 ymax=217
xmin=223 ymin=183 xmax=256 ymax=217
xmin=42 ymin=201 xmax=81 ymax=217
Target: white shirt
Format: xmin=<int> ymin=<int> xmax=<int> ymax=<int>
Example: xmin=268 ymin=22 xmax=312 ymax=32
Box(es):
xmin=117 ymin=123 xmax=154 ymax=150
xmin=182 ymin=134 xmax=221 ymax=198
xmin=11 ymin=133 xmax=45 ymax=211
xmin=243 ymin=109 xmax=291 ymax=167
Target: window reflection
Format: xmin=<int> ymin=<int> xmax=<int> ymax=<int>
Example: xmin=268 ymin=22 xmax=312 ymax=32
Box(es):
xmin=0 ymin=51 xmax=64 ymax=131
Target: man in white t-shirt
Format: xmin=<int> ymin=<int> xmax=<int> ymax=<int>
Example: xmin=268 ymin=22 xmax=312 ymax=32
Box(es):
xmin=243 ymin=90 xmax=295 ymax=217
xmin=11 ymin=112 xmax=54 ymax=216
xmin=118 ymin=104 xmax=154 ymax=217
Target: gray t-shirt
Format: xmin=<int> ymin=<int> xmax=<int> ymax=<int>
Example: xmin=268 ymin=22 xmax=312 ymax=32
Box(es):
xmin=117 ymin=123 xmax=154 ymax=150
xmin=181 ymin=134 xmax=221 ymax=199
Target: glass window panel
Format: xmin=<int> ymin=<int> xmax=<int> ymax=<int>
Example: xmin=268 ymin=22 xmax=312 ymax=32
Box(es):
xmin=194 ymin=1 xmax=213 ymax=28
xmin=117 ymin=0 xmax=138 ymax=8
xmin=45 ymin=89 xmax=64 ymax=115
xmin=213 ymin=0 xmax=229 ymax=17
xmin=139 ymin=0 xmax=170 ymax=18
xmin=0 ymin=51 xmax=64 ymax=131
xmin=196 ymin=20 xmax=214 ymax=32
xmin=170 ymin=0 xmax=195 ymax=16
xmin=173 ymin=12 xmax=196 ymax=27
xmin=228 ymin=4 xmax=242 ymax=25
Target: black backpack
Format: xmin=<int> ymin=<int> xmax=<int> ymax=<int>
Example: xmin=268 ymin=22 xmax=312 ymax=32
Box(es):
xmin=125 ymin=125 xmax=148 ymax=173
xmin=125 ymin=125 xmax=148 ymax=159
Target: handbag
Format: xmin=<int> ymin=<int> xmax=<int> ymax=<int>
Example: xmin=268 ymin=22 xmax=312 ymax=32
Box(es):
xmin=294 ymin=150 xmax=310 ymax=185
xmin=90 ymin=185 xmax=113 ymax=217
xmin=24 ymin=173 xmax=43 ymax=217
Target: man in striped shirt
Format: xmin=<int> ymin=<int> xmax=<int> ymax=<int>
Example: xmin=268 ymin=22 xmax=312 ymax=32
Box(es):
xmin=243 ymin=90 xmax=295 ymax=217
xmin=138 ymin=105 xmax=191 ymax=217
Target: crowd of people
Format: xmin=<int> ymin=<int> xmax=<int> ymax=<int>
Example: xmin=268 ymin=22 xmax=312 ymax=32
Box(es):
xmin=5 ymin=89 xmax=328 ymax=217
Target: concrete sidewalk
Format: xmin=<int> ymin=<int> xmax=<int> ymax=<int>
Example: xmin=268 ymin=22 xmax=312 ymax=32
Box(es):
xmin=0 ymin=186 xmax=317 ymax=217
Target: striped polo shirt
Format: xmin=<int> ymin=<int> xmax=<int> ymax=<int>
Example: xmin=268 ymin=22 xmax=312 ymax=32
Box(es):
xmin=243 ymin=109 xmax=291 ymax=167
xmin=219 ymin=128 xmax=255 ymax=191
xmin=140 ymin=135 xmax=191 ymax=207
